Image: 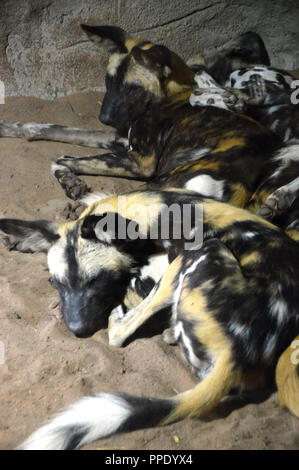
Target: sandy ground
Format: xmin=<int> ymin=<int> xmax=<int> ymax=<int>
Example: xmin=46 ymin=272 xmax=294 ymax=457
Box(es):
xmin=0 ymin=92 xmax=298 ymax=451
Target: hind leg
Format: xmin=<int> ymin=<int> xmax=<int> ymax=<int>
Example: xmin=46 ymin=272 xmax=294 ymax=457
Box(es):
xmin=175 ymin=240 xmax=276 ymax=395
xmin=172 ymin=240 xmax=246 ymax=378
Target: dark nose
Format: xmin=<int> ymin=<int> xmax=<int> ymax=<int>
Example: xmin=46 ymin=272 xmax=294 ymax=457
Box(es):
xmin=99 ymin=109 xmax=115 ymax=127
xmin=68 ymin=321 xmax=92 ymax=338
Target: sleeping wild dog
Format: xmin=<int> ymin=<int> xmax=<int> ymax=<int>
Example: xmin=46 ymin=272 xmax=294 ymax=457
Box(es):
xmin=0 ymin=189 xmax=298 ymax=449
xmin=0 ymin=25 xmax=281 ymax=208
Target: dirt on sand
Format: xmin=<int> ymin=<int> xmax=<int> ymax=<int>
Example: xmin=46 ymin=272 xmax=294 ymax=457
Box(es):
xmin=0 ymin=92 xmax=298 ymax=450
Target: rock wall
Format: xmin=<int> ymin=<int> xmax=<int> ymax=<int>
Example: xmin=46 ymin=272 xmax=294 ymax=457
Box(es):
xmin=0 ymin=0 xmax=298 ymax=99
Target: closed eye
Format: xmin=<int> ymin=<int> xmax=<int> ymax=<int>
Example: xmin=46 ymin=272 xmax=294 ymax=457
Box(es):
xmin=49 ymin=277 xmax=65 ymax=290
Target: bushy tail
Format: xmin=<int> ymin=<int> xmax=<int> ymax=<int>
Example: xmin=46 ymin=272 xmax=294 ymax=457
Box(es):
xmin=20 ymin=352 xmax=239 ymax=450
xmin=276 ymin=336 xmax=299 ymax=418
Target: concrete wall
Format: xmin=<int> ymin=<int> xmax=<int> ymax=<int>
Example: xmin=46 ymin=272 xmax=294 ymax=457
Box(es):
xmin=0 ymin=0 xmax=298 ymax=99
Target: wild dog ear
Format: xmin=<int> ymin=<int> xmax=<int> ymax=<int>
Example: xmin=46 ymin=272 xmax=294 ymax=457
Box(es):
xmin=0 ymin=218 xmax=59 ymax=253
xmin=81 ymin=213 xmax=139 ymax=245
xmin=81 ymin=24 xmax=140 ymax=54
xmin=131 ymin=45 xmax=173 ymax=77
xmin=220 ymin=31 xmax=270 ymax=66
xmin=239 ymin=31 xmax=270 ymax=66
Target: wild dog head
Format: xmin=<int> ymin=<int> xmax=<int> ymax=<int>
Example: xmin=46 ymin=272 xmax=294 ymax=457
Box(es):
xmin=0 ymin=208 xmax=158 ymax=338
xmin=81 ymin=24 xmax=195 ymax=132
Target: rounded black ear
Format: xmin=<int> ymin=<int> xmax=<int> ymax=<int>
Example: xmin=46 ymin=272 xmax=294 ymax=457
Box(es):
xmin=81 ymin=24 xmax=129 ymax=53
xmin=241 ymin=31 xmax=270 ymax=66
xmin=228 ymin=31 xmax=271 ymax=66
xmin=81 ymin=213 xmax=139 ymax=244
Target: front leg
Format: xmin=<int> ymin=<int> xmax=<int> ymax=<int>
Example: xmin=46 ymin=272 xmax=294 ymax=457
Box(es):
xmin=52 ymin=147 xmax=158 ymax=200
xmin=108 ymin=255 xmax=182 ymax=347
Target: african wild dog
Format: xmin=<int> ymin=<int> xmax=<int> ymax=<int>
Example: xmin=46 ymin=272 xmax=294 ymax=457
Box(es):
xmin=53 ymin=27 xmax=298 ymax=246
xmin=0 ymin=25 xmax=280 ymax=207
xmin=0 ymin=189 xmax=297 ymax=449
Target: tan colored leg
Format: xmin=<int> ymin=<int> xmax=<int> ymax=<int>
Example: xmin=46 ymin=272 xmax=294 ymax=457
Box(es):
xmin=108 ymin=255 xmax=183 ymax=346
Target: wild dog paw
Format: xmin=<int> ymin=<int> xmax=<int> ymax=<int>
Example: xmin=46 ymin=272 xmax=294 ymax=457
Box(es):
xmin=60 ymin=201 xmax=85 ymax=221
xmin=0 ymin=234 xmax=19 ymax=251
xmin=0 ymin=119 xmax=22 ymax=138
xmin=108 ymin=318 xmax=126 ymax=348
xmin=51 ymin=160 xmax=90 ymax=201
xmin=162 ymin=327 xmax=177 ymax=345
xmin=108 ymin=306 xmax=131 ymax=347
xmin=222 ymin=90 xmax=246 ymax=112
xmin=257 ymin=187 xmax=292 ymax=219
xmin=246 ymin=75 xmax=267 ymax=106
xmin=0 ymin=234 xmax=30 ymax=253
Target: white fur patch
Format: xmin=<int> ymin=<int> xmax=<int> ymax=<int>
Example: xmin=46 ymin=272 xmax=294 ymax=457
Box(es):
xmin=242 ymin=231 xmax=258 ymax=239
xmin=51 ymin=162 xmax=69 ymax=176
xmin=20 ymin=393 xmax=132 ymax=450
xmin=179 ymin=323 xmax=202 ymax=369
xmin=229 ymin=322 xmax=249 ymax=339
xmin=269 ymin=298 xmax=288 ymax=324
xmin=174 ymin=321 xmax=215 ymax=379
xmin=190 ymin=90 xmax=229 ymax=110
xmin=107 ymin=53 xmax=127 ymax=76
xmin=227 ymin=67 xmax=292 ymax=90
xmin=140 ymin=253 xmax=169 ymax=283
xmin=267 ymin=104 xmax=286 ymax=115
xmin=190 ymin=71 xmax=236 ymax=110
xmin=80 ymin=192 xmax=110 ymax=207
xmin=284 ymin=128 xmax=291 ymax=142
xmin=47 ymin=241 xmax=67 ymax=281
xmin=273 ymin=142 xmax=299 ymax=165
xmin=185 ymin=174 xmax=225 ymax=199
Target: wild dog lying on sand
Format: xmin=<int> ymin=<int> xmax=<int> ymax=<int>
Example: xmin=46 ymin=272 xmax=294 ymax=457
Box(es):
xmin=0 ymin=25 xmax=280 ymax=208
xmin=1 ymin=189 xmax=297 ymax=449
